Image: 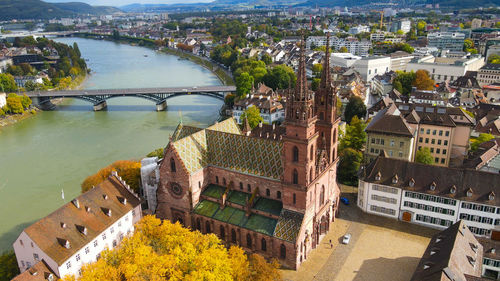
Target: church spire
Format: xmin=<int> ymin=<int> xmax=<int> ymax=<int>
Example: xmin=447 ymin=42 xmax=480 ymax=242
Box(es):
xmin=320 ymin=32 xmax=332 ymax=90
xmin=295 ymin=37 xmax=308 ymax=99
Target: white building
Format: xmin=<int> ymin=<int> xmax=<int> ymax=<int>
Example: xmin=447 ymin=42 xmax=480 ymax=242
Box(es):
xmin=0 ymin=93 xmax=6 ymax=108
xmin=352 ymin=56 xmax=392 ymax=82
xmin=406 ymin=55 xmax=485 ymax=83
xmin=0 ymin=57 xmax=12 ymax=73
xmin=14 ymin=76 xmax=44 ymax=88
xmin=477 ymin=64 xmax=500 ymax=86
xmin=140 ymin=157 xmax=160 ymax=213
xmin=348 ymin=25 xmax=370 ymax=35
xmin=330 ymin=53 xmax=361 ymax=68
xmin=13 ymin=173 xmax=142 ymax=279
xmin=358 ymin=156 xmax=500 ymax=238
xmin=232 ymin=83 xmax=284 ymax=125
xmin=386 ymin=51 xmax=414 ymax=72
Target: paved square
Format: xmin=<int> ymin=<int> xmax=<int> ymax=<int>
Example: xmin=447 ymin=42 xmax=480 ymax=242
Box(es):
xmin=282 ymin=187 xmax=438 ymax=281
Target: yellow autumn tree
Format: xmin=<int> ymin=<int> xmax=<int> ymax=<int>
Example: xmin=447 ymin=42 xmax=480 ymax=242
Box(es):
xmin=64 ymin=216 xmax=282 ymax=281
xmin=412 ymin=69 xmax=435 ymax=91
xmin=81 ymin=160 xmax=141 ymax=193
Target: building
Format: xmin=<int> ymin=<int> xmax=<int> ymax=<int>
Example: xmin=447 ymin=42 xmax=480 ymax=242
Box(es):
xmin=365 ymin=104 xmax=416 ymax=162
xmin=479 ymin=238 xmax=500 ymax=279
xmin=411 ymin=220 xmax=484 ymax=281
xmin=14 ymin=76 xmax=43 ymax=88
xmin=156 ymin=39 xmax=341 ymax=269
xmin=0 ymin=57 xmax=12 ymax=73
xmin=330 ymin=53 xmax=361 ymax=68
xmin=391 ymin=20 xmax=411 ymax=33
xmin=12 ymin=173 xmax=142 ymax=279
xmin=372 ymin=71 xmax=396 ymax=96
xmin=472 ymin=19 xmax=483 ymax=29
xmin=140 ymin=157 xmax=160 ymax=213
xmin=358 ymin=156 xmax=500 ymax=237
xmin=0 ymin=92 xmax=6 ymax=108
xmin=232 ymin=83 xmax=285 ymax=125
xmin=386 ymin=51 xmax=414 ymax=72
xmin=12 ymin=260 xmax=57 ymax=281
xmin=427 ymin=32 xmax=466 ymax=52
xmin=407 ymin=55 xmax=485 ymax=83
xmin=348 ymin=25 xmax=370 ymax=35
xmin=352 ymin=56 xmax=392 ymax=82
xmin=477 ymin=64 xmax=500 ymax=87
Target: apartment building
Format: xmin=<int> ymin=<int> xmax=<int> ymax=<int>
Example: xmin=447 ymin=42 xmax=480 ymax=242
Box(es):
xmin=352 ymin=56 xmax=392 ymax=82
xmin=12 ymin=173 xmax=142 ymax=279
xmin=386 ymin=51 xmax=414 ymax=71
xmin=358 ymin=156 xmax=500 ymax=238
xmin=232 ymin=83 xmax=285 ymax=125
xmin=427 ymin=32 xmax=466 ymax=52
xmin=477 ymin=64 xmax=500 ymax=86
xmin=365 ymin=104 xmax=416 ymax=162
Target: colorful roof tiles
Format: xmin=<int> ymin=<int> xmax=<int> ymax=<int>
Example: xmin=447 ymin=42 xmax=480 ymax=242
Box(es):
xmin=273 ymin=209 xmax=304 ymax=242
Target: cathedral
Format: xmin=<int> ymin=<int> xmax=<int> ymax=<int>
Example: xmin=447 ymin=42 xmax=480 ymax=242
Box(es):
xmin=157 ymin=35 xmax=340 ymax=269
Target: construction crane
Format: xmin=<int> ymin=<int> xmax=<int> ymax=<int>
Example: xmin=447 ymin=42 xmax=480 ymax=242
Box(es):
xmin=370 ymin=10 xmax=384 ymax=29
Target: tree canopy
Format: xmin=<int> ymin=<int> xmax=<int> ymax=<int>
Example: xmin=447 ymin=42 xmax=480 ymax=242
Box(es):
xmin=240 ymin=105 xmax=263 ymax=129
xmin=470 ymin=133 xmax=495 ymax=152
xmin=64 ymin=216 xmax=281 ymax=281
xmin=235 ymin=72 xmax=254 ymax=98
xmin=81 ymin=160 xmax=141 ymax=193
xmin=0 ymin=251 xmax=19 ymax=281
xmin=0 ymin=73 xmax=17 ymax=93
xmin=263 ymin=65 xmax=296 ymax=90
xmin=340 ymin=116 xmax=367 ymax=152
xmin=344 ymin=96 xmax=366 ymax=124
xmin=338 ymin=148 xmax=363 ymax=186
xmin=412 ymin=70 xmax=435 ymax=91
xmin=393 ymin=71 xmax=417 ymax=96
xmin=415 ymin=147 xmax=433 ymax=165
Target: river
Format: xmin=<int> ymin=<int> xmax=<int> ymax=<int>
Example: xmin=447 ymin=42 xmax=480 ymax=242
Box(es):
xmin=0 ymin=37 xmax=223 ymax=252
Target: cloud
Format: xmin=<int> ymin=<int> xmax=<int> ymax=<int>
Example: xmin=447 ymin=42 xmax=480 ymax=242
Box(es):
xmin=44 ymin=0 xmax=214 ymax=6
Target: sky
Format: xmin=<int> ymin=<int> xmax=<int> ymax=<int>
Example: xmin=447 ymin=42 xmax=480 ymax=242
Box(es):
xmin=45 ymin=0 xmax=214 ymax=7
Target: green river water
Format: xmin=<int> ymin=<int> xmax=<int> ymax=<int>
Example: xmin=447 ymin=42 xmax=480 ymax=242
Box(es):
xmin=0 ymin=37 xmax=223 ymax=251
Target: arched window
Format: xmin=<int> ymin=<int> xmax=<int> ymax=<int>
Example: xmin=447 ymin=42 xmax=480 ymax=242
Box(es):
xmin=310 ymin=167 xmax=313 ymax=182
xmin=205 ymin=221 xmax=211 ymax=233
xmin=277 ymin=191 xmax=282 ymax=199
xmin=216 ymin=176 xmax=219 ymax=184
xmin=333 ymin=129 xmax=337 ymax=143
xmin=220 ymin=225 xmax=225 ymax=241
xmin=170 ymin=158 xmax=176 ymax=172
xmin=231 ymin=229 xmax=237 ymax=243
xmin=223 ymin=178 xmax=226 ymax=185
xmin=247 ymin=184 xmax=251 ymax=192
xmin=310 ymin=145 xmax=314 ymax=160
xmin=261 ymin=238 xmax=267 ymax=251
xmin=247 ymin=234 xmax=252 ymax=248
xmin=293 ymin=193 xmax=296 ymax=205
xmin=196 ymin=218 xmax=201 ymax=231
xmin=293 ymin=169 xmax=299 ymax=184
xmin=293 ymin=146 xmax=299 ymax=162
xmin=266 ymin=188 xmax=270 ymax=196
xmin=280 ymin=244 xmax=286 ymax=259
xmin=239 ymin=182 xmax=243 ymax=190
xmin=320 ymin=185 xmax=325 ymax=206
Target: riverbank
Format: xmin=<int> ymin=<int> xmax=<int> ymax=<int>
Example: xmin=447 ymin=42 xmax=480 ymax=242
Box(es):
xmin=73 ymin=33 xmax=234 ymax=86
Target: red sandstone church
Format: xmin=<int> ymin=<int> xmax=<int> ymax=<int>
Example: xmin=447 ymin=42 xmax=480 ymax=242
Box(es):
xmin=157 ymin=36 xmax=341 ymax=269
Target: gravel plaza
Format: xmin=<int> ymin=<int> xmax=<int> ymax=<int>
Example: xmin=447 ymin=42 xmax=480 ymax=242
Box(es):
xmin=281 ymin=185 xmax=438 ymax=281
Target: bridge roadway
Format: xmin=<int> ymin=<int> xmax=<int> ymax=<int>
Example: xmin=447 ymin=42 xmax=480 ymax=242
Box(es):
xmin=26 ymin=86 xmax=236 ymax=111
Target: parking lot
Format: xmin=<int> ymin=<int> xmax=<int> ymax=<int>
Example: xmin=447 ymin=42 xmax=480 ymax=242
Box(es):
xmin=281 ymin=186 xmax=438 ymax=281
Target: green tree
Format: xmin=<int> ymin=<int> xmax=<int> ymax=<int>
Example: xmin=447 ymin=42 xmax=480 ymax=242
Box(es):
xmin=344 ymin=96 xmax=367 ymax=124
xmin=339 ymin=116 xmax=367 ymax=151
xmin=73 ymin=42 xmax=81 ymax=57
xmin=240 ymin=105 xmax=263 ymax=129
xmin=393 ymin=80 xmax=403 ymax=94
xmin=488 ymin=54 xmax=500 ymax=64
xmin=249 ymin=66 xmax=267 ymax=84
xmin=112 ymin=29 xmax=120 ymax=40
xmin=5 ymin=93 xmax=24 ymax=114
xmin=224 ymin=93 xmax=236 ymax=107
xmin=339 ymin=46 xmax=349 ymax=53
xmin=147 ymin=148 xmax=164 ymax=159
xmin=312 ymin=63 xmax=323 ymax=78
xmin=21 ymin=94 xmax=32 ymax=109
xmin=311 ymin=78 xmax=321 ymax=91
xmin=0 ymin=107 xmax=5 ymax=117
xmin=470 ymin=133 xmax=495 ymax=151
xmin=396 ymin=29 xmax=404 ymax=35
xmin=337 ymin=148 xmax=363 ymax=185
xmin=415 ymin=147 xmax=433 ymax=165
xmin=261 ymin=53 xmax=272 ymax=65
xmin=235 ymin=72 xmax=254 ymax=98
xmin=394 ymin=71 xmax=417 ymax=96
xmin=263 ymin=65 xmax=296 ymax=90
xmin=0 ymin=73 xmax=17 ymax=92
xmin=24 ymin=80 xmax=37 ymax=91
xmin=0 ymin=251 xmax=20 ymax=281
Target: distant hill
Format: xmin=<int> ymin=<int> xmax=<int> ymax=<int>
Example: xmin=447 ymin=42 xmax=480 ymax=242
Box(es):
xmin=300 ymin=0 xmax=498 ymax=8
xmin=0 ymin=0 xmax=121 ymax=21
xmin=120 ymin=0 xmax=304 ymax=12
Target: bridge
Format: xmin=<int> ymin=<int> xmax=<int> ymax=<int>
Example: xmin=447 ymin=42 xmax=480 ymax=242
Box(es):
xmin=26 ymin=86 xmax=236 ymax=111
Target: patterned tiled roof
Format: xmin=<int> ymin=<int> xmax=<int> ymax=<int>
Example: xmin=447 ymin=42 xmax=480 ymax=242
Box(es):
xmin=171 ymin=123 xmax=202 ymax=141
xmin=273 ymin=209 xmax=304 ymax=242
xmin=171 ymin=118 xmax=283 ymax=179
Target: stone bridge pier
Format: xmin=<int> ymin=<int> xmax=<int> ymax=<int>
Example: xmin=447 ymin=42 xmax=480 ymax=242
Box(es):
xmin=93 ymin=101 xmax=108 ymax=111
xmin=156 ymin=100 xmax=167 ymax=111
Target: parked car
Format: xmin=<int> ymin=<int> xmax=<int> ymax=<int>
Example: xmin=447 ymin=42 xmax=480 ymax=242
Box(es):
xmin=342 ymin=233 xmax=352 ymax=244
xmin=340 ymin=197 xmax=349 ymax=205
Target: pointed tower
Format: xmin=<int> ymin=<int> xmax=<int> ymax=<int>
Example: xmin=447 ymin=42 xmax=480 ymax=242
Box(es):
xmin=314 ymin=32 xmax=339 ymax=165
xmin=282 ymin=38 xmax=318 ymax=188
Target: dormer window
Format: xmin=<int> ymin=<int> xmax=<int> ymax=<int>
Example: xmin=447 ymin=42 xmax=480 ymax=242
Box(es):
xmin=409 ymin=178 xmax=415 ymax=187
xmin=468 ymin=256 xmax=476 ymax=266
xmin=450 ymin=185 xmax=456 ymax=194
xmin=470 ymin=243 xmax=478 ymax=253
xmin=466 ymin=188 xmax=473 ymax=198
xmin=118 ymin=197 xmax=127 ymax=205
xmin=76 ymin=225 xmax=88 ymax=236
xmin=392 ymin=175 xmax=398 ymax=184
xmin=58 ymin=238 xmax=70 ymax=249
xmin=85 ymin=206 xmax=91 ymax=213
xmin=429 ymin=182 xmax=436 ymax=191
xmin=375 ymin=172 xmax=381 ymax=181
xmin=489 ymin=192 xmax=495 ymax=201
xmin=103 ymin=194 xmax=108 ymax=200
xmin=102 ymin=208 xmax=112 ymax=217
xmin=61 ymin=222 xmax=66 ymax=229
xmin=72 ymin=199 xmax=80 ymax=209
